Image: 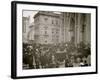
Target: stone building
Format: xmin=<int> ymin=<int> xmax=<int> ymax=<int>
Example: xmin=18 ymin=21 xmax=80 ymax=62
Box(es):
xmin=62 ymin=12 xmax=91 ymax=46
xmin=22 ymin=16 xmax=36 ymax=44
xmin=30 ymin=11 xmax=91 ymax=46
xmin=22 ymin=16 xmax=30 ymax=43
xmin=34 ymin=11 xmax=62 ymax=44
xmin=27 ymin=22 xmax=35 ymax=44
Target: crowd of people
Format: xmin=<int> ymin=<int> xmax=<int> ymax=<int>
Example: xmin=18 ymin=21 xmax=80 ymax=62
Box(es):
xmin=23 ymin=42 xmax=91 ymax=69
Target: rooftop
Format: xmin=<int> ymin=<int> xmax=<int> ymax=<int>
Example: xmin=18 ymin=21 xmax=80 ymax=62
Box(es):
xmin=34 ymin=11 xmax=61 ymax=18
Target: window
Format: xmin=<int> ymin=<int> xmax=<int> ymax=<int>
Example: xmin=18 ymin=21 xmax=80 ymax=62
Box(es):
xmin=45 ymin=31 xmax=47 ymax=34
xmin=56 ymin=20 xmax=58 ymax=25
xmin=52 ymin=28 xmax=54 ymax=33
xmin=52 ymin=20 xmax=54 ymax=24
xmin=52 ymin=29 xmax=54 ymax=34
xmin=52 ymin=37 xmax=54 ymax=41
xmin=44 ymin=17 xmax=48 ymax=21
xmin=56 ymin=35 xmax=59 ymax=41
xmin=44 ymin=31 xmax=48 ymax=37
xmin=45 ymin=40 xmax=47 ymax=43
xmin=56 ymin=31 xmax=58 ymax=34
xmin=52 ymin=31 xmax=54 ymax=33
xmin=44 ymin=26 xmax=48 ymax=30
xmin=56 ymin=29 xmax=59 ymax=34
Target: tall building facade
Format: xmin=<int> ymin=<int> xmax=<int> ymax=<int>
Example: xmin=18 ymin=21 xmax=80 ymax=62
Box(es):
xmin=22 ymin=16 xmax=30 ymax=43
xmin=31 ymin=11 xmax=91 ymax=46
xmin=62 ymin=12 xmax=91 ymax=46
xmin=34 ymin=11 xmax=62 ymax=44
xmin=27 ymin=23 xmax=35 ymax=44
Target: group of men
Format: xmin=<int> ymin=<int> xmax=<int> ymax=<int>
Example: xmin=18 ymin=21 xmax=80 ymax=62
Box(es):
xmin=23 ymin=43 xmax=91 ymax=69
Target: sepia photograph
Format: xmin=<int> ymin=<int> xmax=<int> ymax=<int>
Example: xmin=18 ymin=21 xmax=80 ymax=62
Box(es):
xmin=22 ymin=10 xmax=91 ymax=69
xmin=11 ymin=1 xmax=97 ymax=79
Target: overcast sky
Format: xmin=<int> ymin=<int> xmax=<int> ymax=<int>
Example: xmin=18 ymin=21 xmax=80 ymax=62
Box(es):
xmin=22 ymin=10 xmax=61 ymax=24
xmin=23 ymin=10 xmax=38 ymax=23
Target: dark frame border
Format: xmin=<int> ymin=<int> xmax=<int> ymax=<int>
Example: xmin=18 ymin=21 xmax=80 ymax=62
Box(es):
xmin=11 ymin=1 xmax=98 ymax=79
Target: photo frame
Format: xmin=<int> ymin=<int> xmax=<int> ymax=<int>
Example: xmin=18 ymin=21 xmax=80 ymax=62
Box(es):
xmin=11 ymin=1 xmax=98 ymax=79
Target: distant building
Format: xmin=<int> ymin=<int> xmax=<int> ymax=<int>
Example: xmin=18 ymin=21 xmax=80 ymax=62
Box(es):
xmin=34 ymin=11 xmax=62 ymax=44
xmin=62 ymin=13 xmax=91 ymax=46
xmin=22 ymin=16 xmax=30 ymax=43
xmin=27 ymin=11 xmax=91 ymax=46
xmin=27 ymin=22 xmax=35 ymax=44
xmin=34 ymin=11 xmax=91 ymax=45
